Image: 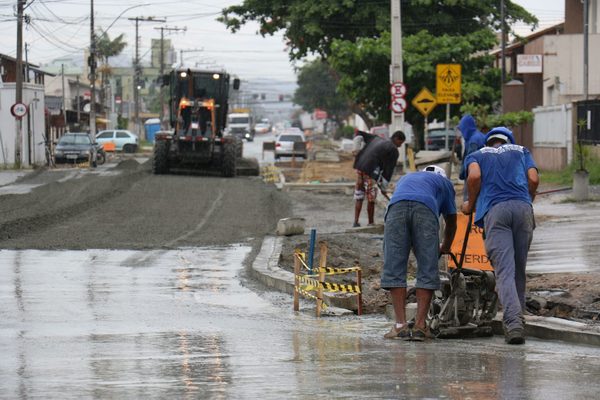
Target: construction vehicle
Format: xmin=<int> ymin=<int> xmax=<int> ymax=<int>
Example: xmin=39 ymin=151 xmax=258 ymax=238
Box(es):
xmin=153 ymin=68 xmax=242 ymax=176
xmin=427 ymin=215 xmax=499 ymax=338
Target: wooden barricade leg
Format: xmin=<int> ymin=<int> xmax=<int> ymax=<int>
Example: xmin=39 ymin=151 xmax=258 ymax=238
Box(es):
xmin=356 ymin=268 xmax=363 ymax=316
xmin=294 ymin=253 xmax=300 ymax=312
xmin=316 ymin=242 xmax=327 ymax=317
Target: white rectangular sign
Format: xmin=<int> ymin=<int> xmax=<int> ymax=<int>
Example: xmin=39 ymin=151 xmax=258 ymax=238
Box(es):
xmin=517 ymin=54 xmax=543 ymax=74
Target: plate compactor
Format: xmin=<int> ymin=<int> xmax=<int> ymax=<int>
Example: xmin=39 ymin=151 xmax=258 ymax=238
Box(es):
xmin=427 ymin=215 xmax=499 ymax=339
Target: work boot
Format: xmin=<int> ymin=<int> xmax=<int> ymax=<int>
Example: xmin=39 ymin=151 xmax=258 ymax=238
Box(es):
xmin=384 ymin=324 xmax=411 ymax=340
xmin=505 ymin=328 xmax=525 ymax=345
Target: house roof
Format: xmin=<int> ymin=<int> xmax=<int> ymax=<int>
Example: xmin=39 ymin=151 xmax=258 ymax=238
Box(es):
xmin=490 ymin=22 xmax=565 ymax=56
xmin=0 ymin=53 xmax=56 ymax=76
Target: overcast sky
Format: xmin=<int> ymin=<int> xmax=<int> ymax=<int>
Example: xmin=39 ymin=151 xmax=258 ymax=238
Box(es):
xmin=0 ymin=0 xmax=565 ymax=87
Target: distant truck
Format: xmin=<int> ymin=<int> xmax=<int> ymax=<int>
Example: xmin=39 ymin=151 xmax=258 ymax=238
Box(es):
xmin=227 ymin=109 xmax=255 ymax=142
xmin=152 ymin=68 xmax=243 ymax=177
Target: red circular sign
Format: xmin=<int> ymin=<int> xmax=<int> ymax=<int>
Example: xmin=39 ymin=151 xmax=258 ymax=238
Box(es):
xmin=11 ymin=102 xmax=28 ymax=119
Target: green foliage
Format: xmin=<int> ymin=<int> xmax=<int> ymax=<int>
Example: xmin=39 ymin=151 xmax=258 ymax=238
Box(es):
xmin=95 ymin=30 xmax=127 ymax=64
xmin=329 ymin=33 xmax=391 ymax=126
xmin=117 ymin=115 xmax=128 ymax=130
xmin=334 ymin=125 xmax=355 ymax=140
xmin=294 ymin=60 xmax=351 ymax=122
xmin=540 ymin=148 xmax=600 ymax=186
xmin=459 ymin=103 xmax=534 ymax=131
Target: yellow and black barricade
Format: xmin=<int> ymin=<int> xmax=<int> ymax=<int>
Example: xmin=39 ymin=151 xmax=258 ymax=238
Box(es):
xmin=261 ymin=165 xmax=279 ymax=183
xmin=293 ymin=241 xmax=362 ymax=317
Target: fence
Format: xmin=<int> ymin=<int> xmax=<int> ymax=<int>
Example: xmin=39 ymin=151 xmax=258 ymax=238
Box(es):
xmin=532 ymin=103 xmax=573 ymax=170
xmin=293 ymin=241 xmax=362 ymax=317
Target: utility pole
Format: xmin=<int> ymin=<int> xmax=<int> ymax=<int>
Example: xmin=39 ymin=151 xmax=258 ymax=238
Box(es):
xmin=155 ymin=26 xmax=186 ymax=128
xmin=24 ymin=43 xmax=29 ymax=83
xmin=62 ymin=64 xmax=67 ymax=129
xmin=390 ymin=0 xmax=405 ymax=165
xmin=583 ymin=0 xmax=589 ymax=103
xmin=15 ymin=0 xmax=24 ymax=168
xmin=76 ymin=75 xmax=81 ymax=127
xmin=89 ymin=0 xmax=97 ymax=137
xmin=129 ymin=17 xmax=166 ymax=139
xmin=500 ymin=0 xmax=506 ymax=85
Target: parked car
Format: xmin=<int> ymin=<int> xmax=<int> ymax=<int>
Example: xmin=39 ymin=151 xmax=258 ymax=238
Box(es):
xmin=426 ymin=128 xmax=462 ymax=158
xmin=95 ymin=129 xmax=139 ymax=153
xmin=53 ymin=132 xmax=99 ymax=166
xmin=275 ymin=130 xmax=307 ymax=160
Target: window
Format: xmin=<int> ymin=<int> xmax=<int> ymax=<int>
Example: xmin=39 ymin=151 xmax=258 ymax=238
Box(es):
xmin=97 ymin=131 xmax=113 ymax=139
xmin=116 ymin=131 xmax=130 ymax=138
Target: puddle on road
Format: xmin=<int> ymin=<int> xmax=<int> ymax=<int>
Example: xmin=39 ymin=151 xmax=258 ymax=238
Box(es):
xmin=3 ymin=246 xmax=600 ymax=398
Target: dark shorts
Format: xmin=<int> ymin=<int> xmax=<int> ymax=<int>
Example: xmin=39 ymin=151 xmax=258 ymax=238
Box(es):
xmin=381 ymin=201 xmax=441 ymax=290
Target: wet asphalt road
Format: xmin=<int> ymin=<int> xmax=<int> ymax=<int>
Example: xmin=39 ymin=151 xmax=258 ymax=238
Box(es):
xmin=1 ymin=138 xmax=600 ymax=398
xmin=2 ymin=246 xmax=600 ymax=399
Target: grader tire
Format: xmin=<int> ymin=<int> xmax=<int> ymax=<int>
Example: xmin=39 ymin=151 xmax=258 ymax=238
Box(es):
xmin=153 ymin=140 xmax=170 ymax=174
xmin=222 ymin=142 xmax=237 ymax=177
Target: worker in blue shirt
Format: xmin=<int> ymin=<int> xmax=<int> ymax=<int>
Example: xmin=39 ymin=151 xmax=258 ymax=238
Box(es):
xmin=381 ymin=165 xmax=457 ymax=341
xmin=461 ymin=127 xmax=539 ymax=345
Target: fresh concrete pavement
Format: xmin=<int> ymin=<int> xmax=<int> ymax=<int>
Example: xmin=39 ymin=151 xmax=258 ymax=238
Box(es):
xmin=2 ymin=163 xmax=600 ymax=346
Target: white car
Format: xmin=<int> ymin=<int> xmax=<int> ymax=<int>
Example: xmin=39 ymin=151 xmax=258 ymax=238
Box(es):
xmin=275 ymin=131 xmax=307 ymax=160
xmin=255 ymin=123 xmax=271 ymax=134
xmin=96 ymin=130 xmax=139 ymax=153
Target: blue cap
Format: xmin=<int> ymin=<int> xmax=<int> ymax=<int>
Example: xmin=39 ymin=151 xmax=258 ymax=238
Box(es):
xmin=485 ymin=126 xmax=515 ymax=145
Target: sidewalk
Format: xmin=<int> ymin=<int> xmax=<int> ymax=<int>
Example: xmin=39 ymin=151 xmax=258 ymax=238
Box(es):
xmin=251 ymin=183 xmax=600 ymax=347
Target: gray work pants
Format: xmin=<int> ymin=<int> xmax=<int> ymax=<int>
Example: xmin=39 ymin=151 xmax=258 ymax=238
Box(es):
xmin=483 ymin=200 xmax=535 ymax=331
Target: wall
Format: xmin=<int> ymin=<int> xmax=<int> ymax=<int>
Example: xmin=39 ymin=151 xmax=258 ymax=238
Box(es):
xmin=543 ymin=34 xmax=600 ymax=105
xmin=0 ymin=83 xmax=47 ymax=167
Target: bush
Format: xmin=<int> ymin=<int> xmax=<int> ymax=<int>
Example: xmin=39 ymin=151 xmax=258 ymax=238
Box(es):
xmin=540 ymin=147 xmax=600 ymax=186
xmin=334 ymin=125 xmax=355 ymax=140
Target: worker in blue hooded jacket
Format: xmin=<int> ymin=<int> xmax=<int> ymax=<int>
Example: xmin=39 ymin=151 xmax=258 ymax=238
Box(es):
xmin=458 ymin=114 xmax=486 ymax=198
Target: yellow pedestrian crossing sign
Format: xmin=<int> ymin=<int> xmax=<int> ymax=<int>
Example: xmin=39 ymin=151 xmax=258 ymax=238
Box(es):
xmin=412 ymin=87 xmax=437 ymax=117
xmin=436 ymin=64 xmax=462 ymax=104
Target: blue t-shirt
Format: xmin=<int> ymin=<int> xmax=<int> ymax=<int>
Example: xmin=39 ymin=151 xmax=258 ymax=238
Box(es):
xmin=389 ymin=172 xmax=456 ymax=217
xmin=465 ymin=144 xmax=537 ymax=228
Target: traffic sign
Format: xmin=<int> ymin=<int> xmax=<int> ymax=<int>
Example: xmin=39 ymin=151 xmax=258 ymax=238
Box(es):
xmin=390 ymin=82 xmax=407 ymax=98
xmin=436 ymin=64 xmax=462 ymax=104
xmin=412 ymin=87 xmax=437 ymax=117
xmin=391 ymin=97 xmax=407 ymax=114
xmin=10 ymin=102 xmax=28 ymax=119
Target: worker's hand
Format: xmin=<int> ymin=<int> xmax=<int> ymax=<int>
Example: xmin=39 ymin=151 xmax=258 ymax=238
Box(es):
xmin=461 ymin=201 xmax=473 ymax=215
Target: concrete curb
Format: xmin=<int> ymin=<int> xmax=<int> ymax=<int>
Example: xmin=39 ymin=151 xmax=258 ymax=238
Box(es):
xmin=492 ymin=314 xmax=600 ymax=346
xmin=253 ymin=236 xmax=600 ymax=345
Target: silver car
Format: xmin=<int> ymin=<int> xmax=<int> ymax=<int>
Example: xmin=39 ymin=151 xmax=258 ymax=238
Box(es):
xmin=274 ymin=130 xmax=307 ymax=160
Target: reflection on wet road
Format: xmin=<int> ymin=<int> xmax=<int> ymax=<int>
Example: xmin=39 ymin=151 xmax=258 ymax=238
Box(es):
xmin=1 ymin=246 xmax=600 ymax=399
xmin=529 ymin=200 xmax=600 ymax=273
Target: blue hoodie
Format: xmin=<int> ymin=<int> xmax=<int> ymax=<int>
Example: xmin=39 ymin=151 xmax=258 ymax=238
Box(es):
xmin=458 ymin=114 xmax=486 ymax=180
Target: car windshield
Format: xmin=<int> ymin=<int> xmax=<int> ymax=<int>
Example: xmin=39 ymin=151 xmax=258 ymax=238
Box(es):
xmin=229 ymin=117 xmax=249 ymax=124
xmin=278 ymin=135 xmax=303 ymax=142
xmin=59 ymin=135 xmax=91 ymax=145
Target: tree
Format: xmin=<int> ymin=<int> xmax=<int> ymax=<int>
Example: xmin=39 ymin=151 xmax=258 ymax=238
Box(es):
xmin=95 ymin=30 xmax=127 ymax=109
xmin=293 ymin=59 xmax=351 ymax=128
xmin=220 ymin=1 xmax=537 ymax=135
